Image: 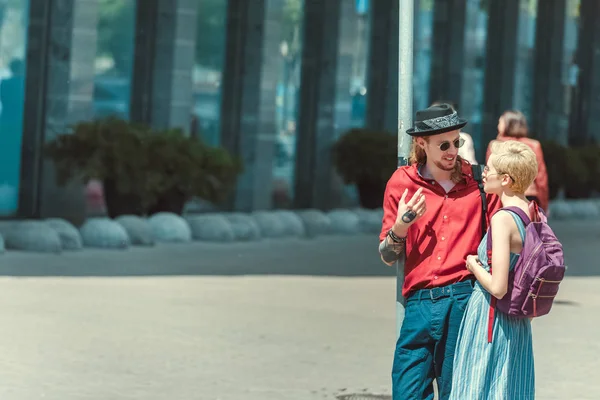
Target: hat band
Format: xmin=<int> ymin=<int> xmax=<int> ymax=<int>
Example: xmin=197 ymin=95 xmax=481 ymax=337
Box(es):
xmin=413 ymin=111 xmax=461 ymax=132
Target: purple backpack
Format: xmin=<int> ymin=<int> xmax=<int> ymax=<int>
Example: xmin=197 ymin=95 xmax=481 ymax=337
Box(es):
xmin=486 ymin=204 xmax=565 ymax=341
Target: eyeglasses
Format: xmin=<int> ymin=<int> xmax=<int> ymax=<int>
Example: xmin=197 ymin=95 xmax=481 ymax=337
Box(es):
xmin=437 ymin=137 xmax=465 ymax=151
xmin=483 ymin=165 xmax=515 ymax=181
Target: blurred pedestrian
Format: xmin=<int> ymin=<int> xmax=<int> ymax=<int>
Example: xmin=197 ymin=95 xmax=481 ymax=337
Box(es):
xmin=486 ymin=111 xmax=549 ymax=212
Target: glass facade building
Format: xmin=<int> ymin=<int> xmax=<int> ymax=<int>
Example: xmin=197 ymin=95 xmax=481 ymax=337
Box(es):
xmin=1 ymin=0 xmax=597 ymax=220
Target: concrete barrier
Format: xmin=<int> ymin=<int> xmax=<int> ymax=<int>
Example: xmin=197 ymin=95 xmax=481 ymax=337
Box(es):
xmin=187 ymin=214 xmax=236 ymax=242
xmin=328 ymin=209 xmax=361 ymax=235
xmin=224 ymin=213 xmax=262 ymax=241
xmin=80 ymin=218 xmax=130 ymax=249
xmin=5 ymin=220 xmax=63 ymax=253
xmin=296 ymin=209 xmax=332 ymax=238
xmin=46 ymin=218 xmax=83 ymax=251
xmin=148 ymin=212 xmax=192 ymax=243
xmin=115 ymin=215 xmax=155 ymax=246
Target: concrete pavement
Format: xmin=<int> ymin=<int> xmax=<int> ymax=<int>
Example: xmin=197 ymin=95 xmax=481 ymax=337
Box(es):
xmin=0 ymin=219 xmax=596 ymax=399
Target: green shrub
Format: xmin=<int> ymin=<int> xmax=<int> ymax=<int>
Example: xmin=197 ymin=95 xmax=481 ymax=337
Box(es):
xmin=45 ymin=117 xmax=243 ymax=217
xmin=332 ymin=129 xmax=397 ymax=208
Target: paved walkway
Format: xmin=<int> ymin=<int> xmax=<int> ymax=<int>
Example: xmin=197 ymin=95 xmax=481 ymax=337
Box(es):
xmin=0 ymin=220 xmax=596 ymax=400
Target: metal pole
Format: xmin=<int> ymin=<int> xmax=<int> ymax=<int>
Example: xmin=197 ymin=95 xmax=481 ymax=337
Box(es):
xmin=396 ymin=0 xmax=414 ymax=339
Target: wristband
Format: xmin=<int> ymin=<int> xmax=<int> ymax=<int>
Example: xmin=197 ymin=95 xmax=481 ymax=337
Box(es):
xmin=387 ymin=229 xmax=406 ymax=243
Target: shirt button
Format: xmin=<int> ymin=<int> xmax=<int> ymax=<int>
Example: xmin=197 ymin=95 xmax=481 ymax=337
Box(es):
xmin=437 ymin=256 xmax=441 ymax=260
xmin=434 ymin=276 xmax=439 ymax=280
xmin=441 ymin=237 xmax=446 ymax=241
xmin=443 ymin=215 xmax=448 ymax=220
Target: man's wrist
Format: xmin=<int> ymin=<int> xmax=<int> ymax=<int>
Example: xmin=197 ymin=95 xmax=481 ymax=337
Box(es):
xmin=391 ymin=222 xmax=409 ymax=238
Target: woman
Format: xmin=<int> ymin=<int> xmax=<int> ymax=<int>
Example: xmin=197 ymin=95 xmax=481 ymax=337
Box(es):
xmin=450 ymin=140 xmax=538 ymax=400
xmin=486 ymin=110 xmax=549 ymax=212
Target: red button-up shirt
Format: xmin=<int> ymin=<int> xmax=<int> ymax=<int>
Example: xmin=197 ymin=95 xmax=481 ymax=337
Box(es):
xmin=379 ymin=160 xmax=501 ymax=297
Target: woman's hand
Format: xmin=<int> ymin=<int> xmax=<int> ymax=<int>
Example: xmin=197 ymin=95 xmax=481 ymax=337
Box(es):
xmin=465 ymin=255 xmax=481 ymax=272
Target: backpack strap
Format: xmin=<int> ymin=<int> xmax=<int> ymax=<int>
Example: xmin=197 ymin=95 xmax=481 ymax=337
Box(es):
xmin=504 ymin=210 xmax=527 ymax=243
xmin=471 ymin=164 xmax=487 ymax=239
xmin=501 ymin=206 xmax=532 ymax=226
xmin=486 ymin=226 xmax=496 ymax=343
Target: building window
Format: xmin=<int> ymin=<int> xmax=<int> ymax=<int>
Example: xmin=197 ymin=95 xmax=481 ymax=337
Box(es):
xmin=0 ymin=0 xmax=29 ymax=216
xmin=192 ymin=0 xmax=227 ymax=146
xmin=332 ymin=0 xmax=371 ymax=206
xmin=414 ymin=0 xmax=434 ymax=112
xmin=271 ymin=0 xmax=304 ymax=208
xmin=334 ymin=0 xmax=370 ymax=134
xmin=513 ymin=0 xmax=538 ymax=119
xmin=459 ymin=0 xmax=489 ymax=159
xmin=563 ymin=0 xmax=580 ymax=140
xmin=87 ymin=0 xmax=137 ymax=215
xmin=93 ymin=0 xmax=136 ymax=120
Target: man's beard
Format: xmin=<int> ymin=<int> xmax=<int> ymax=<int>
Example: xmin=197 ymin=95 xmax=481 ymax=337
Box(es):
xmin=433 ymin=159 xmax=455 ymax=172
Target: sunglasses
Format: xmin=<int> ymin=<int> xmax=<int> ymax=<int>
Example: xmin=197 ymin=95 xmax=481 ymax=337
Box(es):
xmin=437 ymin=137 xmax=465 ymax=151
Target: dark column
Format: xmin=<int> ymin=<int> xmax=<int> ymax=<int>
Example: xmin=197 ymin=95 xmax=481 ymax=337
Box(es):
xmin=219 ymin=0 xmax=269 ymax=211
xmin=130 ymin=0 xmax=197 ymax=130
xmin=19 ymin=0 xmax=98 ymax=223
xmin=531 ymin=0 xmax=567 ymax=142
xmin=293 ymin=0 xmax=341 ymax=210
xmin=480 ymin=0 xmax=520 ymax=155
xmin=570 ymin=0 xmax=600 ymax=145
xmin=428 ymin=0 xmax=467 ymax=104
xmin=365 ymin=0 xmax=398 ymax=132
xmin=130 ymin=0 xmax=158 ymax=125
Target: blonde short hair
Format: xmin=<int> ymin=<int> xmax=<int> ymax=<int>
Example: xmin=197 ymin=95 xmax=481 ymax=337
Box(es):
xmin=490 ymin=140 xmax=537 ymax=193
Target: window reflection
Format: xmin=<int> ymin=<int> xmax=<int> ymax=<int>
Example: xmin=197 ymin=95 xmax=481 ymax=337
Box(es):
xmin=414 ymin=0 xmax=433 ymax=112
xmin=88 ymin=0 xmax=136 ymax=215
xmin=334 ymin=0 xmax=370 ymax=134
xmin=272 ymin=0 xmax=304 ymax=208
xmin=0 ymin=0 xmax=29 ymax=216
xmin=192 ymin=0 xmax=227 ymax=146
xmin=333 ymin=0 xmax=371 ymax=206
xmin=513 ymin=0 xmax=537 ymax=119
xmin=459 ymin=0 xmax=488 ymax=160
xmin=93 ymin=0 xmax=136 ymax=119
xmin=564 ymin=0 xmax=580 ymax=142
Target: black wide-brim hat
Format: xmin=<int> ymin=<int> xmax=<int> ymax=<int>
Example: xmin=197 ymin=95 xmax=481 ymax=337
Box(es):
xmin=406 ymin=103 xmax=468 ymax=136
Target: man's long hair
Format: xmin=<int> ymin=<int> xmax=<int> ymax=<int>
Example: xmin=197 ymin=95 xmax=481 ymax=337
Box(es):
xmin=408 ymin=137 xmax=465 ymax=184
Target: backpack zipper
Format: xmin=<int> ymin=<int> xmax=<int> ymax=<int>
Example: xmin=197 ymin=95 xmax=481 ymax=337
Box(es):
xmin=535 ymin=277 xmax=562 ymax=284
xmin=529 ymin=293 xmax=556 ymax=299
xmin=518 ymin=241 xmax=561 ymax=285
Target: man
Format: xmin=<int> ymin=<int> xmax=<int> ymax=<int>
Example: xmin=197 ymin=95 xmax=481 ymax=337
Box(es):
xmin=379 ymin=104 xmax=500 ymax=400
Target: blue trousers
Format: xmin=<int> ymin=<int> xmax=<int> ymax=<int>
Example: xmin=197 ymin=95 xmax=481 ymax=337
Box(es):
xmin=392 ymin=280 xmax=473 ymax=400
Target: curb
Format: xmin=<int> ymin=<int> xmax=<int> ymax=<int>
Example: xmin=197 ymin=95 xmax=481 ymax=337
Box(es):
xmin=0 ymin=208 xmax=383 ymax=254
xmin=0 ymin=199 xmax=596 ymax=254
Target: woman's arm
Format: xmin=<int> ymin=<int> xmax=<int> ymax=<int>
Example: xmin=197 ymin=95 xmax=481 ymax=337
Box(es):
xmin=467 ymin=211 xmax=514 ymax=299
